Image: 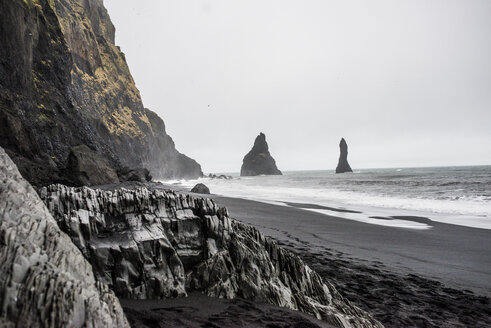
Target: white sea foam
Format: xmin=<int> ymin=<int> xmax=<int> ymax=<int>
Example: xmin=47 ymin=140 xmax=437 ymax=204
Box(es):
xmin=164 ymin=166 xmax=491 ymax=230
xmin=306 ymin=209 xmax=432 ymax=230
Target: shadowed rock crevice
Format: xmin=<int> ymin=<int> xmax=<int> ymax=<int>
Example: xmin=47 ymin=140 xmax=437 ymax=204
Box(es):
xmin=41 ymin=184 xmax=382 ymax=328
xmin=241 ymin=133 xmax=282 ymax=176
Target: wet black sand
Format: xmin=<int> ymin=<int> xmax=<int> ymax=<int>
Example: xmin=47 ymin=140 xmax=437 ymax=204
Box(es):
xmin=285 ymin=202 xmax=362 ymax=213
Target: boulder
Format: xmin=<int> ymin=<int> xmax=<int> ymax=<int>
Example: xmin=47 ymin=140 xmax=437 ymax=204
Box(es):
xmin=335 ymin=138 xmax=353 ymax=173
xmin=191 ymin=183 xmax=211 ymax=194
xmin=0 ymin=147 xmax=129 ymax=328
xmin=118 ymin=166 xmax=152 ymax=182
xmin=65 ymin=144 xmax=120 ymax=186
xmin=41 ymin=184 xmax=383 ymax=328
xmin=241 ymin=133 xmax=282 ymax=176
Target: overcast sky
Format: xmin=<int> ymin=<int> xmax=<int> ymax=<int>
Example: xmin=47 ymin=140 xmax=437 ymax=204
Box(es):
xmin=105 ymin=0 xmax=491 ymax=173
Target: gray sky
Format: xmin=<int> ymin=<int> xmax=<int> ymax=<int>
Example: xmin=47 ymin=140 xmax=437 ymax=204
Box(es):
xmin=105 ymin=0 xmax=491 ymax=173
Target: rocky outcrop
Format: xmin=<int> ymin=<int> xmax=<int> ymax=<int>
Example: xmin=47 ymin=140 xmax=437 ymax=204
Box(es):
xmin=0 ymin=147 xmax=129 ymax=327
xmin=41 ymin=184 xmax=382 ymax=328
xmin=241 ymin=133 xmax=282 ymax=176
xmin=336 ymin=138 xmax=353 ymax=173
xmin=0 ymin=0 xmax=202 ymax=187
xmin=191 ymin=183 xmax=210 ymax=194
xmin=117 ymin=167 xmax=152 ymax=183
xmin=65 ymin=144 xmax=120 ymax=186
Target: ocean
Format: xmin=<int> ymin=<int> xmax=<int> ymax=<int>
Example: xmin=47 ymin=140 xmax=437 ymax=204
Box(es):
xmin=168 ymin=166 xmax=491 ymax=230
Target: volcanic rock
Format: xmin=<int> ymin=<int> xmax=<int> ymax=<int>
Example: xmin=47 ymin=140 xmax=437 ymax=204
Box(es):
xmin=0 ymin=0 xmax=202 ymax=186
xmin=191 ymin=183 xmax=211 ymax=194
xmin=241 ymin=133 xmax=282 ymax=176
xmin=40 ymin=184 xmax=382 ymax=328
xmin=65 ymin=145 xmax=120 ymax=186
xmin=118 ymin=166 xmax=152 ymax=183
xmin=336 ymin=138 xmax=353 ymax=173
xmin=0 ymin=147 xmax=128 ymax=327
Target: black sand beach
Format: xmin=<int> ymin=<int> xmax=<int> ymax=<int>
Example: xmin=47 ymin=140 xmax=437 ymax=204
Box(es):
xmin=209 ymin=195 xmax=491 ymax=327
xmin=122 ymin=293 xmax=334 ymax=328
xmin=102 ymin=182 xmax=490 ymax=327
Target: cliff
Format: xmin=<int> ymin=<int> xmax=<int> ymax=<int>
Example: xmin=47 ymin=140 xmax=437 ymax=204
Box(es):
xmin=241 ymin=133 xmax=282 ymax=176
xmin=0 ymin=146 xmax=129 ymax=327
xmin=41 ymin=184 xmax=383 ymax=328
xmin=0 ymin=0 xmax=202 ymax=186
xmin=336 ymin=138 xmax=353 ymax=173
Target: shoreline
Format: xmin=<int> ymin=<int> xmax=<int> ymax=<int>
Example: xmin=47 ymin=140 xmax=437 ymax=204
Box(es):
xmin=175 ymin=169 xmax=491 ymax=231
xmin=207 ymin=193 xmax=491 ymax=327
xmin=206 ymin=194 xmax=491 ymax=297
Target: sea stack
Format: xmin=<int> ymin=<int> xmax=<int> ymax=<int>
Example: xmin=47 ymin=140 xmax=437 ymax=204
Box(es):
xmin=335 ymin=138 xmax=353 ymax=173
xmin=241 ymin=133 xmax=282 ymax=176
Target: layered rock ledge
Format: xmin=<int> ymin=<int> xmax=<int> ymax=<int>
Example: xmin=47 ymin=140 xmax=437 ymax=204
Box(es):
xmin=41 ymin=184 xmax=382 ymax=328
xmin=0 ymin=147 xmax=128 ymax=327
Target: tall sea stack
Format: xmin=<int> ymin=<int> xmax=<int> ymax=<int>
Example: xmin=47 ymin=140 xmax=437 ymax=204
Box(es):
xmin=241 ymin=133 xmax=282 ymax=176
xmin=336 ymin=138 xmax=353 ymax=173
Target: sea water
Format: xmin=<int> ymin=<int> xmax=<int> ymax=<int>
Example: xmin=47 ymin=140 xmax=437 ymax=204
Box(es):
xmin=168 ymin=166 xmax=491 ymax=230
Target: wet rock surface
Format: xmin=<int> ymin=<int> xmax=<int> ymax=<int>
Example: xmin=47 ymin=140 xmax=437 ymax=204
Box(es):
xmin=191 ymin=183 xmax=211 ymax=194
xmin=41 ymin=184 xmax=382 ymax=328
xmin=335 ymin=138 xmax=353 ymax=173
xmin=241 ymin=133 xmax=282 ymax=176
xmin=0 ymin=147 xmax=128 ymax=327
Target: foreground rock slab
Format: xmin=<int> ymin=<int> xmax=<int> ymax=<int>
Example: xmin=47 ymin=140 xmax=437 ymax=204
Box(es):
xmin=41 ymin=184 xmax=382 ymax=328
xmin=0 ymin=147 xmax=128 ymax=328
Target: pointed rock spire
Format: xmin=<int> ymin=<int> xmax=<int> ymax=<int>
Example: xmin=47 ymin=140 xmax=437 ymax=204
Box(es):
xmin=336 ymin=138 xmax=353 ymax=173
xmin=241 ymin=133 xmax=282 ymax=176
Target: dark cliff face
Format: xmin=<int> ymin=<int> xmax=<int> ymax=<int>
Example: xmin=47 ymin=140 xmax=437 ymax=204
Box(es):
xmin=0 ymin=0 xmax=202 ymax=186
xmin=336 ymin=138 xmax=353 ymax=173
xmin=241 ymin=133 xmax=282 ymax=176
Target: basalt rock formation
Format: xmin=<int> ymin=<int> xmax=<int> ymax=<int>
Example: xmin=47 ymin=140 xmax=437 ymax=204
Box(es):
xmin=65 ymin=144 xmax=120 ymax=186
xmin=0 ymin=147 xmax=129 ymax=327
xmin=191 ymin=183 xmax=211 ymax=194
xmin=336 ymin=138 xmax=353 ymax=173
xmin=117 ymin=166 xmax=152 ymax=183
xmin=241 ymin=133 xmax=282 ymax=176
xmin=41 ymin=184 xmax=382 ymax=328
xmin=0 ymin=0 xmax=202 ymax=187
